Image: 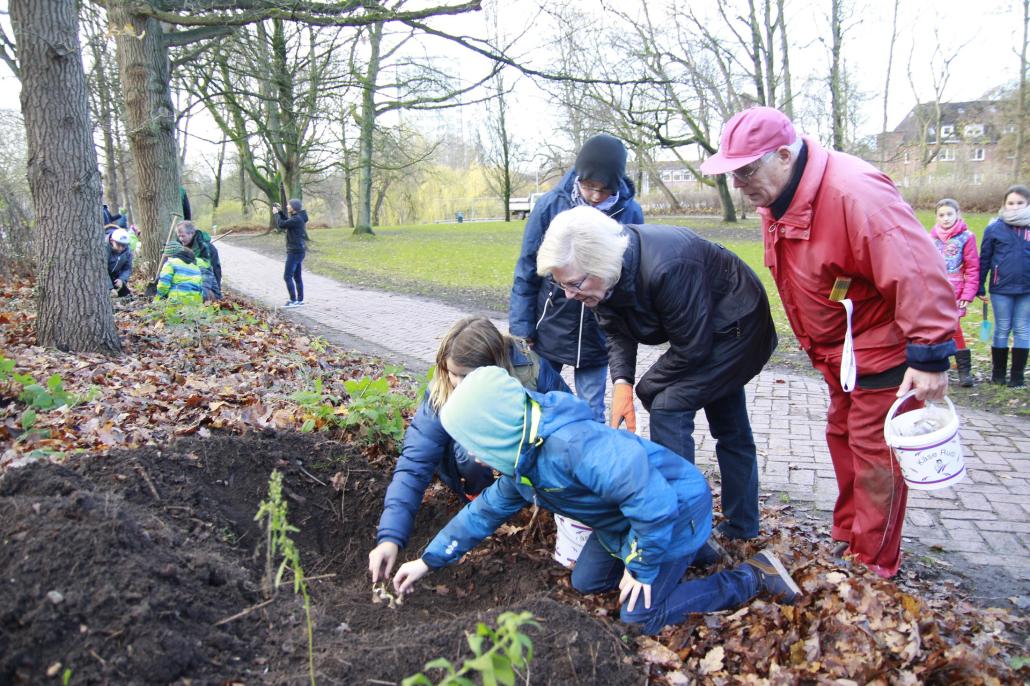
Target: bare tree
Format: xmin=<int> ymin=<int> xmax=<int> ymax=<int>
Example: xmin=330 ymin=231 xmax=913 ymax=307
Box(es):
xmin=1016 ymin=0 xmax=1028 ymax=180
xmin=11 ymin=0 xmax=120 ymax=353
xmin=830 ymin=0 xmax=845 ymax=151
xmin=479 ymin=72 xmax=521 ymax=221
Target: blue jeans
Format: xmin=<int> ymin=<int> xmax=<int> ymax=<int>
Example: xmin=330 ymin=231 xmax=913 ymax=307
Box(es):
xmin=570 ymin=533 xmax=760 ymax=635
xmin=648 ymin=387 xmax=759 ymax=539
xmin=991 ymin=292 xmax=1030 ymax=348
xmin=540 ymin=358 xmax=607 ymax=423
xmin=284 ymin=251 xmax=305 ymax=302
xmin=435 ymin=441 xmax=494 ymax=499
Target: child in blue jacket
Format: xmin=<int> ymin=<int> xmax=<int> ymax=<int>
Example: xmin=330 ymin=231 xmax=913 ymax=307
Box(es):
xmin=392 ymin=366 xmax=802 ymax=635
xmin=369 ymin=318 xmax=570 ymax=583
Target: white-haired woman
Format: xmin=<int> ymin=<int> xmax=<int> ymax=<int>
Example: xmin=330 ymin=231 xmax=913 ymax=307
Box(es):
xmin=536 ymin=206 xmax=777 ymax=540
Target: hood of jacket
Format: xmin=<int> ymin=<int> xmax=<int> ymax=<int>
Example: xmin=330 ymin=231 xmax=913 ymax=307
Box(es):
xmin=556 ymin=169 xmax=638 ymax=217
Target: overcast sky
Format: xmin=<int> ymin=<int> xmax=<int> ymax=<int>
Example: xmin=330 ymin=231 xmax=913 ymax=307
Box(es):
xmin=0 ymin=0 xmax=1024 ymax=167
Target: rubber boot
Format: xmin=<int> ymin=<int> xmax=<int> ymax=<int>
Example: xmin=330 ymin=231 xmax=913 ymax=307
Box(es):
xmin=1010 ymin=348 xmax=1027 ymax=388
xmin=955 ymin=349 xmax=974 ymax=387
xmin=991 ymin=347 xmax=1009 ymax=385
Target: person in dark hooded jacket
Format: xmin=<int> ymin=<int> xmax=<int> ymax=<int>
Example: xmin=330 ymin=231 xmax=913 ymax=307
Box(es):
xmin=275 ymin=198 xmax=310 ymax=307
xmin=536 ymin=206 xmax=777 ymax=541
xmin=508 ymin=134 xmax=644 ymax=423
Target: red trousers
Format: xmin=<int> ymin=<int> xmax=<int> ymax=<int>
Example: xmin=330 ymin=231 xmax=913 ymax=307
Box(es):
xmin=812 ymin=359 xmax=908 ymax=578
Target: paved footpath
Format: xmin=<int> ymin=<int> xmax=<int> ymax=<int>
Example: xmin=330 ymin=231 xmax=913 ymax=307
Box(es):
xmin=219 ymin=241 xmax=1030 ymax=581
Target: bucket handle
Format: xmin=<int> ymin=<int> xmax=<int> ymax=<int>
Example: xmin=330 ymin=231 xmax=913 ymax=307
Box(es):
xmin=883 ymin=390 xmax=957 ymax=443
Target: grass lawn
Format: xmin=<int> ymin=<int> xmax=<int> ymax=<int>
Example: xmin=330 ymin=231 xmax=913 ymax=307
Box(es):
xmin=227 ymin=210 xmax=1026 ymax=415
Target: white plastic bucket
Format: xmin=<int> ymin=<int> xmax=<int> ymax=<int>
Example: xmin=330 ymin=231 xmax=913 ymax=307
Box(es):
xmin=883 ymin=390 xmax=965 ymax=490
xmin=552 ymin=514 xmax=592 ymax=568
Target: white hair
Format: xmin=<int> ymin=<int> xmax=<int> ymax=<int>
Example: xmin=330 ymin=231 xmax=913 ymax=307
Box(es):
xmin=536 ymin=206 xmax=629 ymax=288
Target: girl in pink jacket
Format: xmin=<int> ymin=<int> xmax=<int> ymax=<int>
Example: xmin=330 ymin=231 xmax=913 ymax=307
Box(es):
xmin=931 ymin=198 xmax=980 ymax=386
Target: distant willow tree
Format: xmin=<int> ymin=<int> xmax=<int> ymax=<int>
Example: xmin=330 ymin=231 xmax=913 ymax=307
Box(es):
xmin=10 ymin=0 xmax=121 ymax=353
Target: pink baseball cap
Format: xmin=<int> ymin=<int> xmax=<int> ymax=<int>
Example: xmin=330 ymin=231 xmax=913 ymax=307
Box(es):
xmin=700 ymin=107 xmax=797 ymax=175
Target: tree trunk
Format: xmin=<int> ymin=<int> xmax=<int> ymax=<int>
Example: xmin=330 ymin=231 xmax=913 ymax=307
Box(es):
xmin=880 ymin=0 xmax=900 ymax=165
xmin=1016 ymin=0 xmax=1028 ymax=181
xmin=716 ymin=175 xmax=738 ymax=223
xmin=747 ymin=0 xmax=766 ymax=105
xmin=107 ymin=0 xmax=183 ymax=277
xmin=92 ymin=40 xmax=120 ymax=212
xmin=239 ymin=161 xmax=250 ymax=218
xmin=777 ymin=0 xmax=793 ymax=118
xmin=11 ymin=0 xmax=120 ymax=353
xmin=354 ymin=21 xmax=383 ymax=236
xmin=830 ymin=0 xmax=845 ymax=151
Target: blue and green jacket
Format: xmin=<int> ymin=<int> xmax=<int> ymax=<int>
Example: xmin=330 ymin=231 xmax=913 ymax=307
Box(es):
xmin=376 ymin=342 xmax=570 ymax=549
xmin=155 ymin=253 xmax=204 ymax=304
xmin=421 ymin=389 xmax=712 ymax=585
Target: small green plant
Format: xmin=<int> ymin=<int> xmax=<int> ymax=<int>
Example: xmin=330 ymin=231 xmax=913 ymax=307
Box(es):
xmin=290 ymin=374 xmax=414 ymax=451
xmin=1 ymin=358 xmax=96 ymax=437
xmin=62 ymin=667 xmax=73 ymax=685
xmin=402 ymin=611 xmax=538 ymax=686
xmin=255 ymin=470 xmax=316 ymax=686
xmin=1009 ymin=655 xmax=1030 ymax=670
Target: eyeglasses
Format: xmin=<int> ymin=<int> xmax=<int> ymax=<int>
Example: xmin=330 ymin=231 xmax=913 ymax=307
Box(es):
xmin=577 ymin=180 xmax=612 ymax=200
xmin=552 ymin=274 xmax=590 ymax=293
xmin=726 ymin=151 xmax=774 ymax=183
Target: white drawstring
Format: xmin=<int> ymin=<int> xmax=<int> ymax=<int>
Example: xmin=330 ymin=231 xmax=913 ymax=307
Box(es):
xmin=840 ymin=298 xmax=857 ymax=392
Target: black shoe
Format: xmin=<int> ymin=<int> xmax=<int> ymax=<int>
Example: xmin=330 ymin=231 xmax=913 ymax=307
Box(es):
xmin=744 ymin=551 xmax=802 ymax=604
xmin=693 ymin=535 xmax=731 ymax=567
xmin=1010 ymin=348 xmax=1027 ymax=388
xmin=991 ymin=347 xmax=1009 ymax=385
xmin=955 ymin=349 xmax=973 ymax=388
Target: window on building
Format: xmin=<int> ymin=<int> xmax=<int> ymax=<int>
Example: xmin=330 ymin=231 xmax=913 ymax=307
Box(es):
xmin=937 ymin=148 xmax=955 ymax=161
xmin=970 ymin=148 xmax=985 ymax=161
xmin=660 ymin=170 xmax=672 ymax=182
xmin=972 ymin=173 xmax=984 ymax=185
xmin=672 ymin=170 xmax=684 ymax=182
xmin=940 ymin=125 xmax=954 ymax=138
xmin=1004 ymin=124 xmax=1017 ymax=134
xmin=964 ymin=124 xmax=984 ymax=137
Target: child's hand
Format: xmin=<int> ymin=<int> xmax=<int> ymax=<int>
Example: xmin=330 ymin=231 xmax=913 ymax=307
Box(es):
xmin=957 ymin=299 xmax=970 ymax=308
xmin=393 ymin=558 xmax=430 ymax=595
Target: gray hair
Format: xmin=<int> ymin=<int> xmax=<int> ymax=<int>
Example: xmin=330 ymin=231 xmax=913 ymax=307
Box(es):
xmin=177 ymin=220 xmax=197 ymax=238
xmin=288 ymin=198 xmax=303 ymax=213
xmin=536 ymin=206 xmax=628 ymax=288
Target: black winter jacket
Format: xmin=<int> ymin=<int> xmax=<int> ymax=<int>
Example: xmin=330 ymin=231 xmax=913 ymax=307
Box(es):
xmin=276 ymin=209 xmax=310 ymax=253
xmin=593 ymin=225 xmax=777 ymax=411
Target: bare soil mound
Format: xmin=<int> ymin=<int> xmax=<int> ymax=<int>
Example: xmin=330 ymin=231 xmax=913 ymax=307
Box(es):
xmin=0 ymin=432 xmax=641 ymax=684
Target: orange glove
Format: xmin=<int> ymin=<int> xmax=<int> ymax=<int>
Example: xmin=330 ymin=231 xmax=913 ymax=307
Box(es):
xmin=610 ymin=381 xmax=637 ymax=432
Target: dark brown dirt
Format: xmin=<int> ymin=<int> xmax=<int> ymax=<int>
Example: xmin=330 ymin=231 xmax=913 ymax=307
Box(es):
xmin=0 ymin=432 xmax=643 ymax=685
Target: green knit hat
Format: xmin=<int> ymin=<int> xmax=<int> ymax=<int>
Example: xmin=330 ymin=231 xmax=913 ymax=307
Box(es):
xmin=439 ymin=366 xmax=527 ymax=476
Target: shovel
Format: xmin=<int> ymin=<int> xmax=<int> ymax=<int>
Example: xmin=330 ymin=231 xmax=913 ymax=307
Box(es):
xmin=979 ymin=301 xmax=993 ymax=343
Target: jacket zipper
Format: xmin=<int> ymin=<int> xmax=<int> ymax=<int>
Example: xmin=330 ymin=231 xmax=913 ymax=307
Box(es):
xmin=576 ymin=303 xmax=584 ymax=367
xmin=535 ymin=289 xmax=552 ymax=330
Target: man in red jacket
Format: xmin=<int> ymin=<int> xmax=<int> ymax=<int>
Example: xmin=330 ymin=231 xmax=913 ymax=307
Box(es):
xmin=700 ymin=107 xmax=957 ymax=578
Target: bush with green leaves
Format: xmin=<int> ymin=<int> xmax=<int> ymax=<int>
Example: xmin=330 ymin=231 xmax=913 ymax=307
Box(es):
xmin=402 ymin=611 xmax=538 ymax=686
xmin=1 ymin=355 xmax=96 ymax=433
xmin=291 ymin=374 xmax=414 ymax=451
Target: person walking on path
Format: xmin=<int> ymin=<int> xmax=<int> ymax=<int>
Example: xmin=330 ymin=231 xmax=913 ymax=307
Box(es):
xmin=391 ymin=366 xmax=802 ymax=635
xmin=978 ymin=184 xmax=1030 ymax=388
xmin=368 ymin=317 xmax=570 ymax=584
xmin=275 ymin=198 xmax=310 ymax=308
xmin=535 ymin=206 xmax=777 ymax=540
xmin=509 ymin=134 xmax=644 ymax=423
xmin=700 ymin=106 xmax=956 ymax=579
xmin=931 ymin=198 xmax=980 ymax=387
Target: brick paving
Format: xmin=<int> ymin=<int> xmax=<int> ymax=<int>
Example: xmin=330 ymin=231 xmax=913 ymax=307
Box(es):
xmin=219 ymin=241 xmax=1030 ymax=580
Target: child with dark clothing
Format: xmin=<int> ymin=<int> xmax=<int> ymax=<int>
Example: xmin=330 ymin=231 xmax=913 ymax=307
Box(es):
xmin=275 ymin=198 xmax=310 ymax=308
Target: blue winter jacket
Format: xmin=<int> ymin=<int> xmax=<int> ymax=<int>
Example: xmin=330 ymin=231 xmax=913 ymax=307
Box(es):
xmin=421 ymin=390 xmax=712 ymax=585
xmin=978 ymin=219 xmax=1030 ymax=296
xmin=508 ymin=170 xmax=644 ymax=368
xmin=375 ymin=343 xmax=570 ymax=549
xmin=106 ymin=243 xmax=133 ymax=286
